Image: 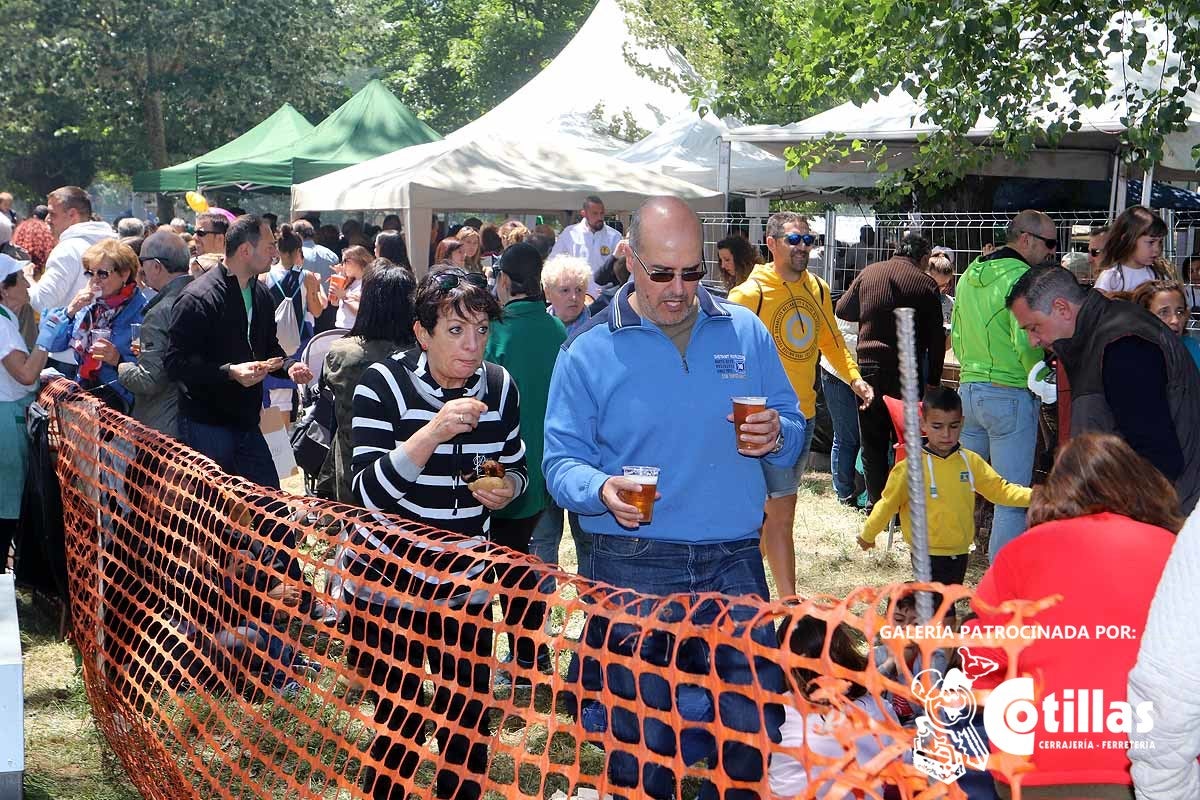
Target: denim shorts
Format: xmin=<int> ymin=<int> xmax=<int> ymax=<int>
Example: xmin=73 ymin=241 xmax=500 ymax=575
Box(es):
xmin=762 ymin=416 xmax=816 ymax=499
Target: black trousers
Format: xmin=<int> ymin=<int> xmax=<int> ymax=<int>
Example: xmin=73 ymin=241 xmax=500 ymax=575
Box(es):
xmin=489 ymin=514 xmax=544 ymax=669
xmin=858 ymin=369 xmax=903 ymax=506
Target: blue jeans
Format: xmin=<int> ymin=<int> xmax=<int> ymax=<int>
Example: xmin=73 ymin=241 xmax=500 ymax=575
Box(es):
xmin=529 ymin=500 xmax=593 ymax=577
xmin=179 ymin=416 xmax=281 ymax=489
xmin=958 ymin=383 xmax=1036 ymax=561
xmin=580 ymin=535 xmax=784 ymax=800
xmin=821 ymin=370 xmax=861 ymax=503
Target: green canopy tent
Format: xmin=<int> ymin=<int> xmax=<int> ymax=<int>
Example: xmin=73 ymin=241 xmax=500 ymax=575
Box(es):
xmin=194 ymin=80 xmax=441 ymax=190
xmin=131 ymin=103 xmax=315 ymax=194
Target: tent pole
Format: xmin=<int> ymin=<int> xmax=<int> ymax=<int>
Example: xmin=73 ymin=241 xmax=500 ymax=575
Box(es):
xmin=718 ymin=138 xmax=731 ymax=214
xmin=1108 ymin=153 xmax=1121 ymax=219
xmin=1141 ymin=164 xmax=1155 ymax=208
xmin=1115 ymin=161 xmax=1129 ymax=214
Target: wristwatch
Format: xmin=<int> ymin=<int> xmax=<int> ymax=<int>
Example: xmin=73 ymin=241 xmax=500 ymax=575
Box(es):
xmin=770 ymin=432 xmax=785 ymax=455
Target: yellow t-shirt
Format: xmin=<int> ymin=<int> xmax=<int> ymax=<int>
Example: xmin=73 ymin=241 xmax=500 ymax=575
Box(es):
xmin=727 ymin=264 xmax=860 ymax=417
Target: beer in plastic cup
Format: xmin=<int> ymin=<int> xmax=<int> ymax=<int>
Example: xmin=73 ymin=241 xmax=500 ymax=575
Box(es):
xmin=90 ymin=327 xmax=112 ymax=358
xmin=329 ymin=273 xmax=348 ymax=294
xmin=618 ymin=466 xmax=659 ymax=524
xmin=732 ymin=396 xmax=767 ymax=448
xmin=130 ymin=323 xmax=142 ymax=357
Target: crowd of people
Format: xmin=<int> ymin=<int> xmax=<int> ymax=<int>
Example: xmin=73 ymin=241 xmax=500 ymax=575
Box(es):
xmin=6 ymin=184 xmax=1200 ymax=799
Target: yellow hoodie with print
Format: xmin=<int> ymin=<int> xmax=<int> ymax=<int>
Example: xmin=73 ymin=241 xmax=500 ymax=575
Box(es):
xmin=727 ymin=263 xmax=860 ymax=418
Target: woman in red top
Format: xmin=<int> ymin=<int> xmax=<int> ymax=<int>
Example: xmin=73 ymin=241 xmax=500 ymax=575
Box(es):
xmin=968 ymin=433 xmax=1181 ymax=799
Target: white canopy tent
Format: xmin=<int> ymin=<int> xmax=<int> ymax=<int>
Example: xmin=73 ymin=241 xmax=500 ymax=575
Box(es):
xmin=451 ymin=0 xmax=697 ymax=154
xmin=725 ymin=19 xmax=1200 ymax=206
xmin=291 ymin=133 xmax=723 ymax=271
xmin=615 ymin=112 xmax=880 ymax=199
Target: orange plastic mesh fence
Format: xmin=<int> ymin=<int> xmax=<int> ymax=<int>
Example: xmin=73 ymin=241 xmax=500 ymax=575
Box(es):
xmin=39 ymin=379 xmax=1041 ymax=800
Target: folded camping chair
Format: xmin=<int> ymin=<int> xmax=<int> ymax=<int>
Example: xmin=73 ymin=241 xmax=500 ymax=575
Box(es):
xmin=297 ymin=328 xmax=350 ymax=407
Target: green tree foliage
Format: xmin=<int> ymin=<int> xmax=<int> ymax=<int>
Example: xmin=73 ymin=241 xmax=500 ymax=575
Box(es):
xmin=377 ymin=0 xmax=595 ymax=134
xmin=617 ymin=0 xmax=819 ymax=125
xmin=778 ymin=0 xmax=1200 ymax=195
xmin=0 ymin=0 xmax=378 ymax=204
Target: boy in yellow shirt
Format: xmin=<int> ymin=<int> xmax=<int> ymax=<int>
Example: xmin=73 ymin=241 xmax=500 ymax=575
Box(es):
xmin=857 ymin=386 xmax=1032 ymax=590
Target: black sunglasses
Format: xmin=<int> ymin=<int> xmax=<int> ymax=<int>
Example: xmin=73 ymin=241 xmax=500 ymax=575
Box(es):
xmin=434 ymin=269 xmax=488 ymax=291
xmin=83 ymin=268 xmax=112 ymax=280
xmin=783 ymin=232 xmax=817 ymax=247
xmin=194 ymin=229 xmax=222 ymax=237
xmin=1089 ymin=248 xmax=1103 ymax=257
xmin=1018 ymin=229 xmax=1057 ymax=249
xmin=628 ymin=247 xmax=706 ymax=283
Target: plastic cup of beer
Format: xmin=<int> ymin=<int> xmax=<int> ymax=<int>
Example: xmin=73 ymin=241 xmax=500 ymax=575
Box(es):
xmin=619 ymin=466 xmax=659 ymax=524
xmin=130 ymin=323 xmax=142 ymax=357
xmin=732 ymin=396 xmax=768 ymax=448
xmin=90 ymin=326 xmax=112 ymax=357
xmin=329 ymin=273 xmax=347 ymax=294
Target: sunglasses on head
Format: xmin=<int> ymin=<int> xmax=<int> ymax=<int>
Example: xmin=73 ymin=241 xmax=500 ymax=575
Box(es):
xmin=434 ymin=269 xmax=488 ymax=292
xmin=83 ymin=268 xmax=112 ymax=280
xmin=628 ymin=247 xmax=707 ymax=283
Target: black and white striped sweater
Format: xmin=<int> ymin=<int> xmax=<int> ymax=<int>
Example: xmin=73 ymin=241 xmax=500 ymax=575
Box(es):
xmin=351 ymin=348 xmax=528 ymax=537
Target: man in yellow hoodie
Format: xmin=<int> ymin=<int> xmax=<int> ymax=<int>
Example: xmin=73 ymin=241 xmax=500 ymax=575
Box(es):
xmin=858 ymin=386 xmax=1031 ymax=592
xmin=728 ymin=212 xmax=873 ymax=596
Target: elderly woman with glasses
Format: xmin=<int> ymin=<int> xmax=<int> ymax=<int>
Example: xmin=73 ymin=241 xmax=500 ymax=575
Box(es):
xmin=346 ymin=266 xmax=528 ymax=800
xmin=42 ymin=239 xmax=147 ymax=411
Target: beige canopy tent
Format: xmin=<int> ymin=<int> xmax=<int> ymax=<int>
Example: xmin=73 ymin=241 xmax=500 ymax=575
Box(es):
xmin=290 ymin=133 xmax=723 ymax=271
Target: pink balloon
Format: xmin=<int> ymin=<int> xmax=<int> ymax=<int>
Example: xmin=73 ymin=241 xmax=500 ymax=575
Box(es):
xmin=208 ymin=207 xmax=237 ymax=223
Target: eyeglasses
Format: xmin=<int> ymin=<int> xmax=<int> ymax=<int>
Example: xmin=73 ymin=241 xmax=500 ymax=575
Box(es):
xmin=783 ymin=232 xmax=817 ymax=247
xmin=628 ymin=247 xmax=707 ymax=283
xmin=434 ymin=269 xmax=488 ymax=292
xmin=138 ymin=256 xmax=162 ymax=266
xmin=1089 ymin=248 xmax=1103 ymax=257
xmin=1017 ymin=229 xmax=1057 ymax=249
xmin=83 ymin=268 xmax=112 ymax=280
xmin=194 ymin=229 xmax=223 ymax=238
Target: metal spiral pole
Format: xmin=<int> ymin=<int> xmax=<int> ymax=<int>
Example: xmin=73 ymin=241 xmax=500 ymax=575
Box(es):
xmin=896 ymin=307 xmax=934 ymax=623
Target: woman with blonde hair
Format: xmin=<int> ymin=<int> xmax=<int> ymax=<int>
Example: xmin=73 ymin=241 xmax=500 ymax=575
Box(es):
xmin=456 ymin=225 xmax=483 ymax=272
xmin=498 ymin=220 xmax=529 ymax=249
xmin=1094 ymin=205 xmax=1174 ymax=293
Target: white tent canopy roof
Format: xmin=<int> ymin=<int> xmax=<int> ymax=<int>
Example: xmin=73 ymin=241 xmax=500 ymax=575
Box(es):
xmin=451 ymin=0 xmax=697 ymax=154
xmin=291 ymin=132 xmax=722 ymax=270
xmin=616 ymin=111 xmax=881 ymax=197
xmin=727 ymin=19 xmax=1200 ymax=181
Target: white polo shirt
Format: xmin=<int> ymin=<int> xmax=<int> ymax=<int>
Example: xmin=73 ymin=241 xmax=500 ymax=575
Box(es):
xmin=549 ymin=220 xmax=623 ymax=297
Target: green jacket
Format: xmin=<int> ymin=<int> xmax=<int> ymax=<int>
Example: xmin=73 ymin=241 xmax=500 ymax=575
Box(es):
xmin=951 ymin=248 xmax=1044 ymax=388
xmin=484 ymin=298 xmax=567 ymax=520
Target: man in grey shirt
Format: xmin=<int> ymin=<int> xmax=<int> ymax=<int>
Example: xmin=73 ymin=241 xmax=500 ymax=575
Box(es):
xmin=118 ymin=230 xmax=192 ymax=437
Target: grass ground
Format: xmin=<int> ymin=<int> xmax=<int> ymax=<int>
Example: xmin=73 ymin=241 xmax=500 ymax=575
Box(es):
xmin=19 ymin=470 xmax=988 ymax=798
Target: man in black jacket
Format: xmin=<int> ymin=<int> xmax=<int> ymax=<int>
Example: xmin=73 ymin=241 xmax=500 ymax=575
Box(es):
xmin=166 ymin=214 xmax=313 ymax=488
xmin=1008 ymin=265 xmax=1200 ymax=514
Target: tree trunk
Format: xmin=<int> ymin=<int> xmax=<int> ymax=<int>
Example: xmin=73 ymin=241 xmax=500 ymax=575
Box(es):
xmin=141 ymin=48 xmax=174 ymax=223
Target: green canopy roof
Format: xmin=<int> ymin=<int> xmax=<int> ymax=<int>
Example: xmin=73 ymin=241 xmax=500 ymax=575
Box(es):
xmin=131 ymin=103 xmax=315 ymax=194
xmin=194 ymin=80 xmax=441 ymax=190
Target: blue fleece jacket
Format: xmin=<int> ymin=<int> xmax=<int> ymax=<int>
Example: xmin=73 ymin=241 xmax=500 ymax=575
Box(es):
xmin=543 ymin=282 xmax=804 ymax=544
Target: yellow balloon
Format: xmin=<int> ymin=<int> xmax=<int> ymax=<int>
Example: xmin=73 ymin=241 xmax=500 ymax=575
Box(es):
xmin=185 ymin=191 xmax=209 ymax=213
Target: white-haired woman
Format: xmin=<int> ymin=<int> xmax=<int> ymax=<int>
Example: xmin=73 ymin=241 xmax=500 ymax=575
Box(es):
xmin=541 ymin=255 xmax=592 ymax=336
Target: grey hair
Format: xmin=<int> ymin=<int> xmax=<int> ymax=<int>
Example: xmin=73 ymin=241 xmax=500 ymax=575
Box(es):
xmin=1006 ymin=265 xmax=1087 ymax=312
xmin=766 ymin=212 xmax=807 ymax=239
xmin=141 ymin=230 xmax=191 ymax=273
xmin=1006 ymin=209 xmax=1055 ymax=244
xmin=116 ymin=217 xmax=145 ymax=238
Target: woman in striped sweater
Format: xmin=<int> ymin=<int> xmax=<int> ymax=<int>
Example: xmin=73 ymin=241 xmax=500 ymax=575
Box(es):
xmin=348 ymin=268 xmax=527 ymax=800
xmin=351 ymin=268 xmax=527 ymax=532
